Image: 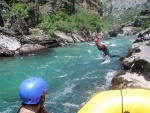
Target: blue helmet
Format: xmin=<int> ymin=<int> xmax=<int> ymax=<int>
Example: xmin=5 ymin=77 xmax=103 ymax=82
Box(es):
xmin=19 ymin=77 xmax=48 ymax=104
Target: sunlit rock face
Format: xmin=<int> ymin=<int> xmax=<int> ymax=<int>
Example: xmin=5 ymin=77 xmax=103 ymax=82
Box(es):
xmin=110 ymin=28 xmax=150 ymax=90
xmin=101 ymin=0 xmax=148 ymax=23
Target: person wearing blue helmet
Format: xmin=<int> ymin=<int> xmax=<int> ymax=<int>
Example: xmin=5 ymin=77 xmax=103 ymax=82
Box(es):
xmin=17 ymin=77 xmax=49 ymax=113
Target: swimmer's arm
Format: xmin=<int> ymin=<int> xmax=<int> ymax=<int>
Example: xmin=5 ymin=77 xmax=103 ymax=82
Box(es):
xmin=85 ymin=42 xmax=95 ymax=46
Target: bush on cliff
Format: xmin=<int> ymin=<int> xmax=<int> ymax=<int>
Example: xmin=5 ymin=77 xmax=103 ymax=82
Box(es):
xmin=6 ymin=3 xmax=108 ymax=36
xmin=141 ymin=20 xmax=150 ymax=29
xmin=6 ymin=3 xmax=27 ymax=20
xmin=38 ymin=7 xmax=108 ymax=36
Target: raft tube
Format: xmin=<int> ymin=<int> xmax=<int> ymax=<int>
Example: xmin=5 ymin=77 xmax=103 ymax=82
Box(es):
xmin=78 ymin=89 xmax=150 ymax=113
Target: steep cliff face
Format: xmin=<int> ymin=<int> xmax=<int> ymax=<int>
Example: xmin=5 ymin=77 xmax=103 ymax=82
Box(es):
xmin=101 ymin=0 xmax=149 ymax=23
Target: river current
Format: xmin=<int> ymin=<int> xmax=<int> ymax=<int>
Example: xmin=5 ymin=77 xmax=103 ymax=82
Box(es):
xmin=0 ymin=35 xmax=136 ymax=113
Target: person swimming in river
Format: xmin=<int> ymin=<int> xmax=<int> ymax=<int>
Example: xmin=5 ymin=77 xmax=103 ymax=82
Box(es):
xmin=85 ymin=35 xmax=120 ymax=62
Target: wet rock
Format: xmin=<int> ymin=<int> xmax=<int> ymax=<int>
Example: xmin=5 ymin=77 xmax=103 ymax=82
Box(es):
xmin=111 ymin=71 xmax=150 ymax=89
xmin=111 ymin=28 xmax=150 ymax=89
xmin=54 ymin=31 xmax=74 ymax=46
xmin=0 ymin=46 xmax=15 ymax=56
xmin=19 ymin=44 xmax=46 ymax=55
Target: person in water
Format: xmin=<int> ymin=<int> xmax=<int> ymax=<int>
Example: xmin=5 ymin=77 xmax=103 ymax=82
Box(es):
xmin=17 ymin=77 xmax=49 ymax=113
xmin=85 ymin=36 xmax=120 ymax=61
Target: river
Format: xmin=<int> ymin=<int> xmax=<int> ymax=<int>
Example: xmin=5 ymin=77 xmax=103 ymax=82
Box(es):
xmin=0 ymin=35 xmax=136 ymax=113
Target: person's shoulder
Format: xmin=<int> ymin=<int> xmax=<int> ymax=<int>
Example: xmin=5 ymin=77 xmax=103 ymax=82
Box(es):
xmin=18 ymin=107 xmax=35 ymax=113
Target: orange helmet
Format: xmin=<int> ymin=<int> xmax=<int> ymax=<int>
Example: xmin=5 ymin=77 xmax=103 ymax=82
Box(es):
xmin=94 ymin=38 xmax=99 ymax=43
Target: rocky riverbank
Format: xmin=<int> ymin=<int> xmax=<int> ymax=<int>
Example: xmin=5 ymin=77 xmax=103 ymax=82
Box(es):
xmin=0 ymin=0 xmax=111 ymax=56
xmin=110 ymin=28 xmax=150 ymax=89
xmin=0 ymin=12 xmax=110 ymax=56
xmin=1 ymin=0 xmax=149 ymax=57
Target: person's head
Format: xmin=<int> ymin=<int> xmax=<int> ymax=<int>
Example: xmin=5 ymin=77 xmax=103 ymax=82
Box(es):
xmin=19 ymin=77 xmax=48 ymax=105
xmin=94 ymin=38 xmax=100 ymax=43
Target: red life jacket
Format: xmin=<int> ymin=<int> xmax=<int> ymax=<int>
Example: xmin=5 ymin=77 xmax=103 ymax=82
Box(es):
xmin=96 ymin=44 xmax=106 ymax=51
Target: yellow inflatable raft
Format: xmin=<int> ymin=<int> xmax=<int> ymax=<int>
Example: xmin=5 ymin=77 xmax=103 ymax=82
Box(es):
xmin=78 ymin=89 xmax=150 ymax=113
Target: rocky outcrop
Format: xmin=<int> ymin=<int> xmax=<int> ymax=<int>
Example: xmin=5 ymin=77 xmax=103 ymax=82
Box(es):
xmin=116 ymin=11 xmax=150 ymax=36
xmin=111 ymin=28 xmax=150 ymax=89
xmin=5 ymin=13 xmax=29 ymax=36
xmin=0 ymin=12 xmax=89 ymax=56
xmin=19 ymin=44 xmax=46 ymax=55
xmin=54 ymin=30 xmax=86 ymax=46
xmin=118 ymin=26 xmax=137 ymax=36
xmin=0 ymin=14 xmax=89 ymax=56
xmin=0 ymin=1 xmax=10 ymax=13
xmin=0 ymin=27 xmax=21 ymax=56
xmin=0 ymin=13 xmax=4 ymax=27
xmin=0 ymin=13 xmax=55 ymax=56
xmin=0 ymin=35 xmax=21 ymax=51
xmin=0 ymin=1 xmax=10 ymax=27
xmin=133 ymin=16 xmax=150 ymax=27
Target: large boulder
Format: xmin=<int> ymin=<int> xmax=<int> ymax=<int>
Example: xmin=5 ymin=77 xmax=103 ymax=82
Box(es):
xmin=0 ymin=35 xmax=21 ymax=56
xmin=0 ymin=46 xmax=15 ymax=56
xmin=0 ymin=35 xmax=21 ymax=51
xmin=54 ymin=31 xmax=74 ymax=46
xmin=54 ymin=30 xmax=87 ymax=46
xmin=19 ymin=28 xmax=58 ymax=54
xmin=19 ymin=44 xmax=46 ymax=55
xmin=122 ymin=41 xmax=150 ymax=72
xmin=0 ymin=27 xmax=21 ymax=56
xmin=20 ymin=28 xmax=55 ymax=44
xmin=111 ymin=71 xmax=150 ymax=89
xmin=111 ymin=28 xmax=150 ymax=89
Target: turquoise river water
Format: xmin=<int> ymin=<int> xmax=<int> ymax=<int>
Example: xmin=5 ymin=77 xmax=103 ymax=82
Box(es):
xmin=0 ymin=35 xmax=136 ymax=113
